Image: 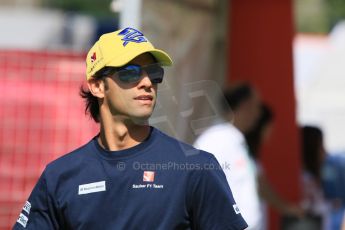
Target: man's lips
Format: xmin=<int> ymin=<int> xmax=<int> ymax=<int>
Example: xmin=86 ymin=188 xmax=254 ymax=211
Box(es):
xmin=134 ymin=95 xmax=153 ymax=101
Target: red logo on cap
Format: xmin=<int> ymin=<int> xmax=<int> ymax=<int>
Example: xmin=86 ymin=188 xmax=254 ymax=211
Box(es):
xmin=91 ymin=52 xmax=96 ymax=63
xmin=143 ymin=171 xmax=155 ymax=182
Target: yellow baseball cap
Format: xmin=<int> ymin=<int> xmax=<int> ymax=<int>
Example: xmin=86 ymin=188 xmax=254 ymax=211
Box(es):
xmin=86 ymin=27 xmax=173 ymax=80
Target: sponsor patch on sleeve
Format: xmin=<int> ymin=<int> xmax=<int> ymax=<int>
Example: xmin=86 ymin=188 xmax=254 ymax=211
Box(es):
xmin=23 ymin=201 xmax=31 ymax=214
xmin=233 ymin=204 xmax=241 ymax=214
xmin=17 ymin=213 xmax=28 ymax=228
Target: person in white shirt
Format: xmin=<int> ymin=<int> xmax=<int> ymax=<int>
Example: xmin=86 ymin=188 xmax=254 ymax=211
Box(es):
xmin=194 ymin=83 xmax=262 ymax=230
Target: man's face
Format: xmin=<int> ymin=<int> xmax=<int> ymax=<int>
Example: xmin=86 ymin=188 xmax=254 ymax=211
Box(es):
xmin=102 ymin=53 xmax=159 ymax=123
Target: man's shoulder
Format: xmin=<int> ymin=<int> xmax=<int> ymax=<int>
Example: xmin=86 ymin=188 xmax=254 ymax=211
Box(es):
xmin=45 ymin=138 xmax=95 ymax=174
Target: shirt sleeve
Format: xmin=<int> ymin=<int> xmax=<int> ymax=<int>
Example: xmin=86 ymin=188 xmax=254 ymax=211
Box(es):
xmin=194 ymin=130 xmax=262 ymax=229
xmin=188 ymin=155 xmax=248 ymax=230
xmin=13 ymin=170 xmax=61 ymax=229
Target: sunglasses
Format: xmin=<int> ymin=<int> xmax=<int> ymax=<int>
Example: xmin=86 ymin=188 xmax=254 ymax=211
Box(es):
xmin=98 ymin=63 xmax=164 ymax=84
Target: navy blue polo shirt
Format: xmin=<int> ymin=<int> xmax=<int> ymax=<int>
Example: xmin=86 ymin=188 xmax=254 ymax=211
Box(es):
xmin=14 ymin=127 xmax=248 ymax=230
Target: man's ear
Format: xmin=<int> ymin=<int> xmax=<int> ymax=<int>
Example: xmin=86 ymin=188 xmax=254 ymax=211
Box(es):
xmin=87 ymin=78 xmax=105 ymax=99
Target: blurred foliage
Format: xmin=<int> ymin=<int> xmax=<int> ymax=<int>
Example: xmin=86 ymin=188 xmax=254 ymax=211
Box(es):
xmin=295 ymin=0 xmax=345 ymax=34
xmin=294 ymin=0 xmax=329 ymax=33
xmin=327 ymin=0 xmax=345 ymax=29
xmin=43 ymin=0 xmax=115 ymax=18
xmin=43 ymin=0 xmax=345 ymax=34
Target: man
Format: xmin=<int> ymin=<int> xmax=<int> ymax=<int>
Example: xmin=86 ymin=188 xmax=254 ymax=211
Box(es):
xmin=13 ymin=28 xmax=248 ymax=230
xmin=194 ymin=83 xmax=262 ymax=230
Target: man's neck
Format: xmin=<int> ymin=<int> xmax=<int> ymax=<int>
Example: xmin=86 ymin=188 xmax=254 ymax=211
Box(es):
xmin=98 ymin=115 xmax=151 ymax=151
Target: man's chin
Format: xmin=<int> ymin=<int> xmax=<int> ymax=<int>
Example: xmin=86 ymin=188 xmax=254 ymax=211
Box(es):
xmin=130 ymin=114 xmax=152 ymax=125
xmin=130 ymin=119 xmax=149 ymax=126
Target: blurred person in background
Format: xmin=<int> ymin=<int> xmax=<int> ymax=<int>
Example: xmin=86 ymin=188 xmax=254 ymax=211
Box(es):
xmin=300 ymin=126 xmax=330 ymax=230
xmin=194 ymin=83 xmax=262 ymax=230
xmin=323 ymin=152 xmax=345 ymax=230
xmin=245 ymin=103 xmax=304 ymax=229
xmin=13 ymin=28 xmax=248 ymax=230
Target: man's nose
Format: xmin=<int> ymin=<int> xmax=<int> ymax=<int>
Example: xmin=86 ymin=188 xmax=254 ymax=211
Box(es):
xmin=137 ymin=71 xmax=153 ymax=88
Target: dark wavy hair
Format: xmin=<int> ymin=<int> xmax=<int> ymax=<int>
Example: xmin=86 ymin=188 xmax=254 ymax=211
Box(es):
xmin=80 ymin=67 xmax=117 ymax=123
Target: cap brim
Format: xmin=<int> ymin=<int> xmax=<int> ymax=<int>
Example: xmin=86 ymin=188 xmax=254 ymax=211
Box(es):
xmin=147 ymin=49 xmax=173 ymax=66
xmin=106 ymin=48 xmax=173 ymax=68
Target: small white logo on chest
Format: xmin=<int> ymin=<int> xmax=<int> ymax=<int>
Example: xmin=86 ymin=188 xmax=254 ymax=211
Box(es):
xmin=78 ymin=181 xmax=106 ymax=195
xmin=143 ymin=171 xmax=155 ymax=182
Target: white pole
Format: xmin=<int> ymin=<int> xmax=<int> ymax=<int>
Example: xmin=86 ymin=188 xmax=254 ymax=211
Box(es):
xmin=111 ymin=0 xmax=142 ymax=30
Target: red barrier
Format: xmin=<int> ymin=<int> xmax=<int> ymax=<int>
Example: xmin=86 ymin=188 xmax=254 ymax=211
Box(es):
xmin=0 ymin=51 xmax=98 ymax=229
xmin=228 ymin=1 xmax=302 ymax=229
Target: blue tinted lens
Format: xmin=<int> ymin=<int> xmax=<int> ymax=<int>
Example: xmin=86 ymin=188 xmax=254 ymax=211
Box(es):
xmin=145 ymin=64 xmax=164 ymax=84
xmin=116 ymin=64 xmax=164 ymax=84
xmin=117 ymin=65 xmax=141 ymax=83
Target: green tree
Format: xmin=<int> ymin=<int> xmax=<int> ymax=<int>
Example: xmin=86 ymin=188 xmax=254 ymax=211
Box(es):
xmin=295 ymin=0 xmax=345 ymax=33
xmin=326 ymin=0 xmax=345 ymax=30
xmin=43 ymin=0 xmax=116 ymax=18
